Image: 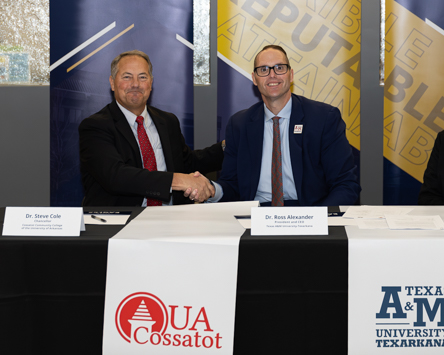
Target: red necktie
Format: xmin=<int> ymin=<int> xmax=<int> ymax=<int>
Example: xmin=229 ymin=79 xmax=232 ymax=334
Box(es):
xmin=136 ymin=116 xmax=161 ymax=206
xmin=272 ymin=116 xmax=284 ymax=206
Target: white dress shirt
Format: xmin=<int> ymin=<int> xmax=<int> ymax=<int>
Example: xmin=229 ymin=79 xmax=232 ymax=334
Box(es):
xmin=210 ymin=98 xmax=298 ymax=203
xmin=117 ymin=102 xmax=171 ymax=206
xmin=255 ymin=99 xmax=298 ymax=203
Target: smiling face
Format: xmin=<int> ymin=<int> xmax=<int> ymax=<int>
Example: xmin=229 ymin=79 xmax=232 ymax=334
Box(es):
xmin=109 ymin=55 xmax=152 ymax=116
xmin=252 ymin=48 xmax=293 ymax=114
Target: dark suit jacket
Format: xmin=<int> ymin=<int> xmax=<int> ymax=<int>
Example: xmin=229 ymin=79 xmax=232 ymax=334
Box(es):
xmin=418 ymin=130 xmax=444 ymax=205
xmin=79 ymin=100 xmax=223 ymax=206
xmin=218 ymin=94 xmax=360 ymax=206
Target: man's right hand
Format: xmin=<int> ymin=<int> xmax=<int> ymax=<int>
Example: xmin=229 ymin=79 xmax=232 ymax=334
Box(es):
xmin=172 ymin=172 xmax=215 ymax=203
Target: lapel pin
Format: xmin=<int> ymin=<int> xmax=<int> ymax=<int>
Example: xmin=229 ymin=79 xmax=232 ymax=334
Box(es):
xmin=294 ymin=125 xmax=303 ymax=134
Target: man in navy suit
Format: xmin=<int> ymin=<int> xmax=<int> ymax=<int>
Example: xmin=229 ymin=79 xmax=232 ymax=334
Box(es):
xmin=205 ymin=45 xmax=360 ymax=206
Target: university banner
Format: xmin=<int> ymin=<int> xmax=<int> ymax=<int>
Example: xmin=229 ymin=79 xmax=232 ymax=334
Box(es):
xmin=384 ymin=0 xmax=444 ymax=204
xmin=348 ymin=206 xmax=444 ymax=354
xmin=50 ymin=0 xmax=194 ymax=206
xmin=102 ymin=202 xmax=256 ymax=354
xmin=217 ymin=0 xmax=361 ymax=153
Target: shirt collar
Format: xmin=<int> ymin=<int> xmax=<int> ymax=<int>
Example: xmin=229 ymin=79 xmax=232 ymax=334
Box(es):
xmin=264 ymin=98 xmax=292 ymax=122
xmin=116 ymin=101 xmax=149 ymax=128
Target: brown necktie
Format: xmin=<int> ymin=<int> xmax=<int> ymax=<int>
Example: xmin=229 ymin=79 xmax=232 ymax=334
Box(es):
xmin=136 ymin=116 xmax=161 ymax=206
xmin=272 ymin=116 xmax=284 ymax=206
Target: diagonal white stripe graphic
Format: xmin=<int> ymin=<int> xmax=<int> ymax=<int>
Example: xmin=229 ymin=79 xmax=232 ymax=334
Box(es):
xmin=217 ymin=52 xmax=252 ymax=81
xmin=50 ymin=21 xmax=116 ymax=72
xmin=175 ymin=34 xmax=194 ymax=50
xmin=175 ymin=34 xmax=252 ymax=81
xmin=426 ymin=18 xmax=444 ymax=36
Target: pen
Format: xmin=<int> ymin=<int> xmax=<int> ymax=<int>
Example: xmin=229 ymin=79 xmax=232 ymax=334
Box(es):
xmin=91 ymin=215 xmax=107 ymax=223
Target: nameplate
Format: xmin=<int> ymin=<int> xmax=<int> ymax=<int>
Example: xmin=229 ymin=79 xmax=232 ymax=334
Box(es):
xmin=2 ymin=207 xmax=85 ymax=237
xmin=251 ymin=207 xmax=328 ymax=236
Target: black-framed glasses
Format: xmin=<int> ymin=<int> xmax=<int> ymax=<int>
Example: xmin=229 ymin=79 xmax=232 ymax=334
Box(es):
xmin=254 ymin=64 xmax=290 ymax=77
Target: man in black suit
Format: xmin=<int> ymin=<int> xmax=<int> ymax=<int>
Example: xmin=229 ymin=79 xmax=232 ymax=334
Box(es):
xmin=418 ymin=130 xmax=444 ymax=205
xmin=79 ymin=50 xmax=223 ymax=206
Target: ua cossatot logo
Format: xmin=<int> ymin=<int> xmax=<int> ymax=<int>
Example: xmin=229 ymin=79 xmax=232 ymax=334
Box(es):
xmin=115 ymin=292 xmax=223 ymax=349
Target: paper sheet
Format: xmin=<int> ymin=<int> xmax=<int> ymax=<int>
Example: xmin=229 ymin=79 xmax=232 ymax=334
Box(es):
xmin=385 ymin=215 xmax=444 ymax=230
xmin=343 ymin=206 xmax=413 ymax=219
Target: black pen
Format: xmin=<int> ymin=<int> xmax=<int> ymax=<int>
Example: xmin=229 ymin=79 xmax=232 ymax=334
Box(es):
xmin=91 ymin=215 xmax=107 ymax=223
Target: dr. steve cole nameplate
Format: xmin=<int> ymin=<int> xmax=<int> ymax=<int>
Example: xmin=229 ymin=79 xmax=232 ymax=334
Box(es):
xmin=2 ymin=207 xmax=85 ymax=237
xmin=251 ymin=207 xmax=328 ymax=236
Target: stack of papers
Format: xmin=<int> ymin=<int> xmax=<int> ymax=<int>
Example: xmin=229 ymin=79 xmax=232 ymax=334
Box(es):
xmin=342 ymin=206 xmax=444 ymax=230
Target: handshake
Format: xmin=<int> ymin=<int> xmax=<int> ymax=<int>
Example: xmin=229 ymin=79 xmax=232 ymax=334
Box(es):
xmin=172 ymin=171 xmax=215 ymax=203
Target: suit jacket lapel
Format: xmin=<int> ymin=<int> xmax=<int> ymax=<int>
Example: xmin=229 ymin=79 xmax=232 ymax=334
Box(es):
xmin=111 ymin=101 xmax=144 ymax=168
xmin=289 ymin=95 xmax=304 ymax=201
xmin=246 ymin=104 xmax=265 ymax=200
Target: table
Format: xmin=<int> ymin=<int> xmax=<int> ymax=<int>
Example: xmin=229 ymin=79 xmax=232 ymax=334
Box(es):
xmin=0 ymin=207 xmax=348 ymax=354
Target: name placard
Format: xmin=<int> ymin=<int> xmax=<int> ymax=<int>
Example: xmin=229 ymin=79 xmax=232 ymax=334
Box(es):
xmin=2 ymin=207 xmax=85 ymax=237
xmin=251 ymin=207 xmax=328 ymax=236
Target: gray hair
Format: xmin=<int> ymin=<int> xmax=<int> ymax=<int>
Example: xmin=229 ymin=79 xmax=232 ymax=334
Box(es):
xmin=110 ymin=50 xmax=153 ymax=79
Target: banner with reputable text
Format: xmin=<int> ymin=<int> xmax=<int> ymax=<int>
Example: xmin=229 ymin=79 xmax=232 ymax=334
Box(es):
xmin=217 ymin=0 xmax=361 ymax=157
xmin=384 ymin=0 xmax=444 ymax=204
xmin=50 ymin=0 xmax=194 ymax=206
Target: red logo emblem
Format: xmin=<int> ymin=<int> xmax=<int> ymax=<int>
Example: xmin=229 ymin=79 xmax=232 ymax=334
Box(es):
xmin=115 ymin=292 xmax=223 ymax=349
xmin=115 ymin=292 xmax=168 ymax=343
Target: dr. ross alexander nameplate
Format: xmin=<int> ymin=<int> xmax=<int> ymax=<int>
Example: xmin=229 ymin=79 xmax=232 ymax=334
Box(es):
xmin=251 ymin=207 xmax=328 ymax=236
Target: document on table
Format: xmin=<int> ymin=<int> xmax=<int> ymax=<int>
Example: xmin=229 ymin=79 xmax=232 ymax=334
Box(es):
xmin=84 ymin=211 xmax=131 ymax=225
xmin=356 ymin=219 xmax=389 ymax=229
xmin=328 ymin=212 xmax=357 ymax=226
xmin=355 ymin=214 xmax=444 ymax=230
xmin=343 ymin=206 xmax=413 ymax=219
xmin=385 ymin=215 xmax=444 ymax=230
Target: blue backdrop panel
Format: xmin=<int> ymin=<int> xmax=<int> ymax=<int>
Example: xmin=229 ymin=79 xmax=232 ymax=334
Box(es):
xmin=50 ymin=0 xmax=193 ymax=206
xmin=396 ymin=0 xmax=444 ymax=28
xmin=217 ymin=59 xmax=260 ymax=142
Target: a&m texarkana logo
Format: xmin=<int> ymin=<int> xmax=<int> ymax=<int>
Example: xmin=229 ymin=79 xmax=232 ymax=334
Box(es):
xmin=115 ymin=292 xmax=223 ymax=349
xmin=375 ymin=286 xmax=444 ymax=348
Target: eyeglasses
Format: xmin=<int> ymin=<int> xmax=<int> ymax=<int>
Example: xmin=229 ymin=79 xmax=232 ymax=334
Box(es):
xmin=254 ymin=64 xmax=290 ymax=77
